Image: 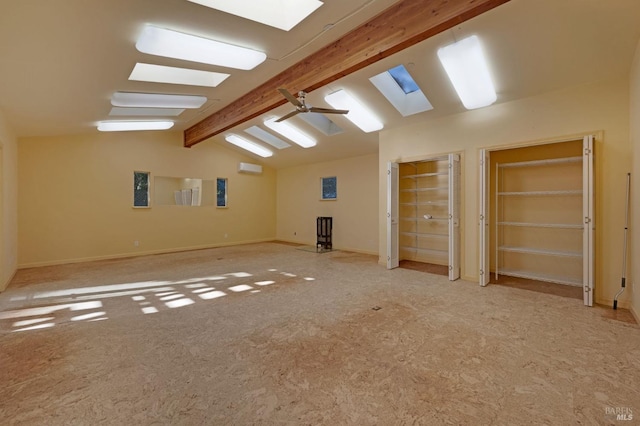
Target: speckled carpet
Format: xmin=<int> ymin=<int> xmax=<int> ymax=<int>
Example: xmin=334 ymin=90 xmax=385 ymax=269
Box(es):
xmin=1 ymin=242 xmax=638 ymax=425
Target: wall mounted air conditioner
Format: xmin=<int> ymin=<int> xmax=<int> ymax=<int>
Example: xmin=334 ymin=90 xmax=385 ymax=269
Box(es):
xmin=238 ymin=162 xmax=263 ymax=174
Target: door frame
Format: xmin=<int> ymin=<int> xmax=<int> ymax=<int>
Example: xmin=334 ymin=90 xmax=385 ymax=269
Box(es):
xmin=478 ymin=135 xmax=596 ymax=306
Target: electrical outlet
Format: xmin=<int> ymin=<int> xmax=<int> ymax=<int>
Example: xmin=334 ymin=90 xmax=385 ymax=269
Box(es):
xmin=134 ymin=240 xmax=139 ymax=247
xmin=224 ymin=233 xmax=228 ymax=238
xmin=294 ymin=232 xmax=297 ymax=236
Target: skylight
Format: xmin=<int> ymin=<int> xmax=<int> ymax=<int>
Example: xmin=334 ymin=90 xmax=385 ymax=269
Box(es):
xmin=388 ymin=65 xmax=420 ymax=94
xmin=225 ymin=135 xmax=273 ymax=158
xmin=264 ymin=118 xmax=316 ymax=148
xmin=437 ymin=35 xmax=497 ymax=110
xmin=129 ymin=63 xmax=230 ymax=87
xmin=324 ymin=90 xmax=383 ymax=133
xmin=136 ymin=25 xmax=267 ymax=70
xmin=298 ymin=113 xmax=344 ymax=136
xmin=370 ymin=65 xmax=433 ymax=117
xmin=97 ymin=121 xmax=174 ymax=132
xmin=186 ymin=0 xmax=323 ymax=31
xmin=111 ymin=92 xmax=207 ymax=109
xmin=244 ymin=126 xmax=291 ymax=149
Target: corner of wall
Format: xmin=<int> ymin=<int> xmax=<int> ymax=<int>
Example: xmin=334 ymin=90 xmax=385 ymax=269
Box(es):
xmin=630 ymin=36 xmax=640 ymax=322
xmin=0 ymin=108 xmax=18 ymax=292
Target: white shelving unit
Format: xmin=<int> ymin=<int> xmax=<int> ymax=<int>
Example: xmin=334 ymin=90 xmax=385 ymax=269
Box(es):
xmin=495 ymin=156 xmax=583 ymax=286
xmin=397 ymin=154 xmax=460 ymax=280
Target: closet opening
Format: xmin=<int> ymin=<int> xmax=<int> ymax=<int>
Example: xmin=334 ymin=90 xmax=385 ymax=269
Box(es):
xmin=479 ymin=136 xmax=594 ymax=306
xmin=387 ymin=154 xmax=460 ymax=281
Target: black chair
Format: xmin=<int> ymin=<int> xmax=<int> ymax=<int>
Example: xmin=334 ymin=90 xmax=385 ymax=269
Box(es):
xmin=316 ymin=217 xmax=332 ymax=252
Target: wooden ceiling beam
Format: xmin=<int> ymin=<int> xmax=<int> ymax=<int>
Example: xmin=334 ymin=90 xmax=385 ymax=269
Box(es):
xmin=184 ymin=0 xmax=510 ymax=148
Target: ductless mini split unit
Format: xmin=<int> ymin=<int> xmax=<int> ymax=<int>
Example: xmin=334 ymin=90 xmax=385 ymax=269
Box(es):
xmin=238 ymin=162 xmax=263 ymax=174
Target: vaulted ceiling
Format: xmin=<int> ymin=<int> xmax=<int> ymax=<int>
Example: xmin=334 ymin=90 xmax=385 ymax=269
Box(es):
xmin=2 ymin=0 xmax=640 ymax=169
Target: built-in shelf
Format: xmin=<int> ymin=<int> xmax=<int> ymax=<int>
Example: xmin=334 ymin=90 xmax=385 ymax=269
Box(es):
xmin=401 ymin=187 xmax=448 ymax=192
xmin=496 ymin=154 xmax=584 ymax=286
xmin=498 ymin=246 xmax=582 ymax=258
xmin=497 ymin=221 xmax=583 ymax=229
xmin=402 ymin=172 xmax=448 ymax=179
xmin=401 ymin=231 xmax=448 ymax=238
xmin=400 ymin=201 xmax=448 ymax=206
xmin=496 ymin=269 xmax=582 ymax=287
xmin=498 ymin=190 xmax=583 ymax=196
xmin=401 ymin=246 xmax=448 ymax=255
xmin=498 ymin=156 xmax=582 ymax=168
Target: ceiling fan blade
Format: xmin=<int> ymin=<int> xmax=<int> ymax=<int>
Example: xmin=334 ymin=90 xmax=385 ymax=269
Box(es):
xmin=309 ymin=107 xmax=349 ymax=115
xmin=275 ymin=110 xmax=301 ymax=122
xmin=278 ymin=88 xmax=303 ymax=108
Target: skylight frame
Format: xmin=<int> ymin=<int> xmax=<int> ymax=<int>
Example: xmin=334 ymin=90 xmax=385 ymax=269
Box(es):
xmin=225 ymin=134 xmax=274 ymax=158
xmin=264 ymin=118 xmax=316 ymax=148
xmin=437 ymin=35 xmax=497 ymax=110
xmin=369 ymin=66 xmax=433 ymax=117
xmin=129 ymin=63 xmax=230 ymax=88
xmin=324 ymin=90 xmax=383 ymax=133
xmin=186 ymin=0 xmax=323 ymax=31
xmin=136 ymin=25 xmax=267 ymax=70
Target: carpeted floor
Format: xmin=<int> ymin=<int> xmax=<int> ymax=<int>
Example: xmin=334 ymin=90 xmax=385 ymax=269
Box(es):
xmin=0 ymin=242 xmax=638 ymax=425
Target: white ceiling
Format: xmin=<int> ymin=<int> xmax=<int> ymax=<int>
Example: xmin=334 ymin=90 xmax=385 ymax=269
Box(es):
xmin=1 ymin=0 xmax=640 ymax=169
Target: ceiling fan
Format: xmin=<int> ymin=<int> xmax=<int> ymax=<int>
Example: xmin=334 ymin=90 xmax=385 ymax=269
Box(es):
xmin=275 ymin=88 xmax=349 ymax=122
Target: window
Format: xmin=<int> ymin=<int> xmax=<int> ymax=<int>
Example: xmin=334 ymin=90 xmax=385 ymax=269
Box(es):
xmin=321 ymin=176 xmax=337 ymax=200
xmin=133 ymin=171 xmax=150 ymax=207
xmin=216 ymin=178 xmax=228 ymax=207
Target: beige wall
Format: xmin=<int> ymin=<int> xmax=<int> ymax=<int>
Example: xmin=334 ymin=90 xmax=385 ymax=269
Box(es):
xmin=277 ymin=153 xmax=378 ymax=254
xmin=0 ymin=110 xmax=18 ymax=291
xmin=630 ymin=39 xmax=640 ymax=321
xmin=379 ymin=77 xmax=631 ymax=307
xmin=18 ymin=132 xmax=277 ymax=267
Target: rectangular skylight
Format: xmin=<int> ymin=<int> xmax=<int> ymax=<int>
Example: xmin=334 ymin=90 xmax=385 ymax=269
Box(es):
xmin=264 ymin=118 xmax=316 ymax=148
xmin=97 ymin=121 xmax=174 ymax=132
xmin=370 ymin=66 xmax=433 ymax=117
xmin=437 ymin=35 xmax=497 ymax=110
xmin=225 ymin=135 xmax=273 ymax=158
xmin=111 ymin=92 xmax=207 ymax=109
xmin=129 ymin=63 xmax=230 ymax=87
xmin=186 ymin=0 xmax=323 ymax=31
xmin=136 ymin=25 xmax=267 ymax=70
xmin=245 ymin=126 xmax=291 ymax=149
xmin=109 ymin=107 xmax=185 ymax=117
xmin=324 ymin=90 xmax=383 ymax=133
xmin=388 ymin=65 xmax=420 ymax=94
xmin=298 ymin=113 xmax=344 ymax=136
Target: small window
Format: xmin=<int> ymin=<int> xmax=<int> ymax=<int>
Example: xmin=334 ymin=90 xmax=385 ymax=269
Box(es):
xmin=388 ymin=64 xmax=420 ymax=94
xmin=133 ymin=171 xmax=150 ymax=207
xmin=216 ymin=178 xmax=228 ymax=208
xmin=321 ymin=176 xmax=337 ymax=200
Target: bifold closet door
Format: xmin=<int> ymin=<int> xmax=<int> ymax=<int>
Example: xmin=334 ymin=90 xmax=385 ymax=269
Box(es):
xmin=387 ymin=162 xmax=399 ymax=269
xmin=583 ymin=135 xmax=594 ymax=306
xmin=448 ymin=154 xmax=460 ymax=281
xmin=479 ymin=149 xmax=490 ymax=286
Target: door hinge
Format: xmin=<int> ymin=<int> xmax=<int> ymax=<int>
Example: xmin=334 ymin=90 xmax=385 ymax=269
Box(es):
xmin=584 ymin=217 xmax=591 ymax=224
xmin=480 ymin=269 xmax=484 ymax=276
xmin=584 ymin=148 xmax=592 ymax=155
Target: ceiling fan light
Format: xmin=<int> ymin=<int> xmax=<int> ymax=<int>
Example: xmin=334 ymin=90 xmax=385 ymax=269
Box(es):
xmin=97 ymin=121 xmax=174 ymax=132
xmin=225 ymin=134 xmax=273 ymax=157
xmin=264 ymin=118 xmax=316 ymax=148
xmin=136 ymin=25 xmax=267 ymax=70
xmin=437 ymin=35 xmax=496 ymax=110
xmin=111 ymin=92 xmax=207 ymax=109
xmin=324 ymin=90 xmax=383 ymax=133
